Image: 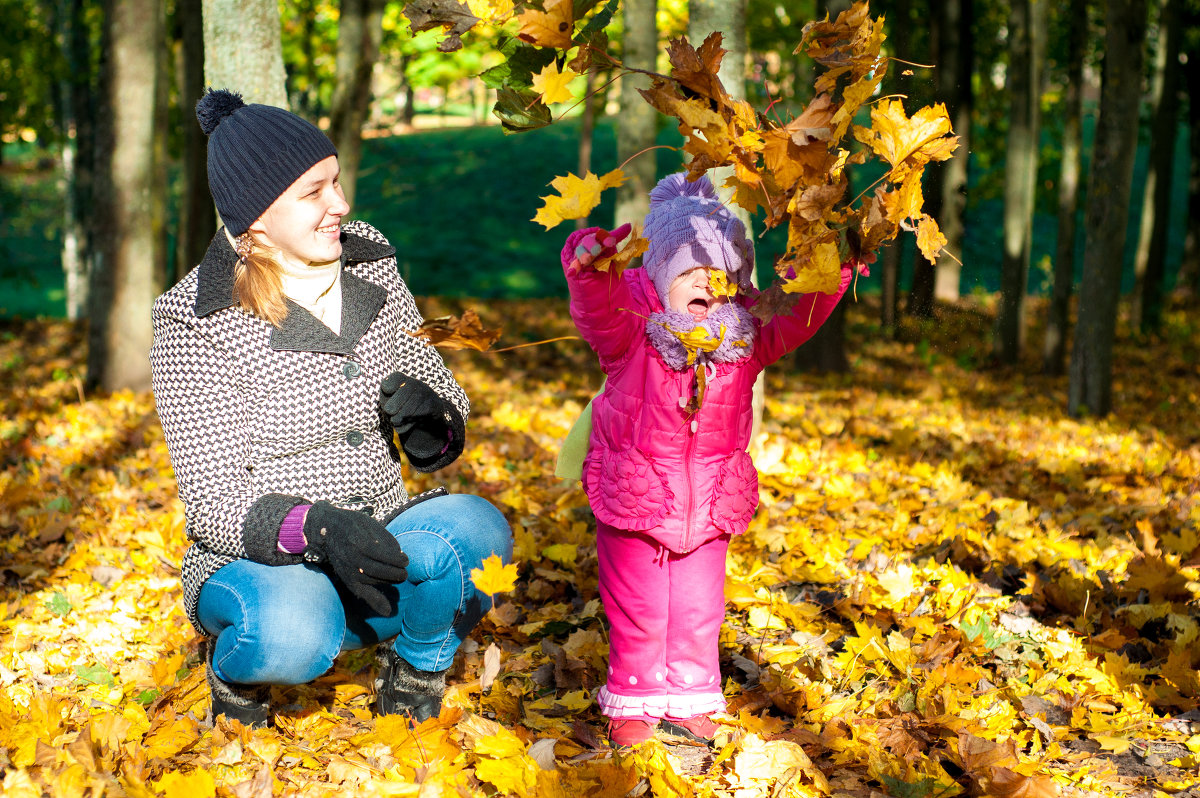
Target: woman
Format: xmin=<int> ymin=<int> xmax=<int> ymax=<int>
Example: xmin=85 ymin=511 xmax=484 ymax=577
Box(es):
xmin=149 ymin=88 xmax=511 ymax=728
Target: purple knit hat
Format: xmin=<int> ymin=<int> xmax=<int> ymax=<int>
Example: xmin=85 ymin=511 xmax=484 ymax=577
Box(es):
xmin=642 ymin=172 xmax=754 ymax=304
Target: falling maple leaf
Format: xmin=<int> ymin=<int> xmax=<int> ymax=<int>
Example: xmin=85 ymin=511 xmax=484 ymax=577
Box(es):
xmin=516 ymin=0 xmax=575 ymax=50
xmin=408 ymin=308 xmax=502 ymax=352
xmin=915 ymin=214 xmax=948 ymax=263
xmin=531 ymin=62 xmax=578 ymax=105
xmin=532 ymin=168 xmax=626 ymax=229
xmin=471 ymin=553 xmax=519 ymax=595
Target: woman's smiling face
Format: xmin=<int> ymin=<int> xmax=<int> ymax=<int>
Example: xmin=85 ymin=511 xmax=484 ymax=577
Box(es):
xmin=667 ymin=267 xmax=728 ymax=322
xmin=249 ymin=155 xmax=349 ymax=268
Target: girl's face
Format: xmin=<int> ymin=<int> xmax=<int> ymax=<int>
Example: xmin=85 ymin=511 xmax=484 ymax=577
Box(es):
xmin=668 ymin=267 xmax=728 ymax=322
xmin=249 ymin=156 xmax=349 ymax=268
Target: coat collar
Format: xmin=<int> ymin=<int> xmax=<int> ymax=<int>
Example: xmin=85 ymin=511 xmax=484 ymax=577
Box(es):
xmin=193 ymin=227 xmax=394 ymax=355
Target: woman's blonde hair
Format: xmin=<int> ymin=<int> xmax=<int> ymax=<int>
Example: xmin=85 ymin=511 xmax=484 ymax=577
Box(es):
xmin=233 ymin=233 xmax=289 ymax=327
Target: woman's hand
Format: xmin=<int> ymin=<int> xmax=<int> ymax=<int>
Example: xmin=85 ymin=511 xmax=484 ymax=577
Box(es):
xmin=567 ymin=223 xmax=633 ymax=271
xmin=302 ymin=502 xmax=409 ymax=614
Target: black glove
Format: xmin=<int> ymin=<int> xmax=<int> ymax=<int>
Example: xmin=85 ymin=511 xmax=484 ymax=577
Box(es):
xmin=302 ymin=502 xmax=409 ymax=614
xmin=380 ymin=372 xmax=464 ymax=469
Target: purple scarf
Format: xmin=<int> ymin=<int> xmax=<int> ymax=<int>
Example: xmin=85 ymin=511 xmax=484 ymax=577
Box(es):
xmin=645 ymin=301 xmax=758 ymax=371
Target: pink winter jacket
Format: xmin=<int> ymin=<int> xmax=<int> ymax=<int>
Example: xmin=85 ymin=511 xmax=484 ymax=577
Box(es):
xmin=562 ymin=228 xmax=852 ymax=554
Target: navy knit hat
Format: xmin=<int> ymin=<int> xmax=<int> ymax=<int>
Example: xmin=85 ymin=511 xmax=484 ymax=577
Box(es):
xmin=196 ymin=88 xmax=337 ymax=236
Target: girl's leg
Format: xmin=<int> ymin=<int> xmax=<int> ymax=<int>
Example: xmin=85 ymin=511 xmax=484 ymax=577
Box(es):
xmin=342 ymin=493 xmax=512 ymax=672
xmin=196 ymin=559 xmax=347 ymax=685
xmin=595 ymin=523 xmax=672 ymax=720
xmin=663 ymin=533 xmax=730 ymax=719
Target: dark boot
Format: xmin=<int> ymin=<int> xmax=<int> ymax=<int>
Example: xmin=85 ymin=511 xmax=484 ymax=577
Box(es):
xmin=374 ymin=645 xmax=446 ymax=723
xmin=205 ymin=640 xmax=270 ymax=729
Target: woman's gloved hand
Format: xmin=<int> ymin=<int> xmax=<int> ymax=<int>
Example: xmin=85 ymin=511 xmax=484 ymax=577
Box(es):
xmin=380 ymin=372 xmax=449 ymax=460
xmin=567 ymin=223 xmax=632 ymax=271
xmin=302 ymin=502 xmax=409 ymax=614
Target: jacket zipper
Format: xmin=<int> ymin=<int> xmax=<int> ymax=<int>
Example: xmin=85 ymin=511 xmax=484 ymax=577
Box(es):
xmin=682 ymin=365 xmax=698 ymax=551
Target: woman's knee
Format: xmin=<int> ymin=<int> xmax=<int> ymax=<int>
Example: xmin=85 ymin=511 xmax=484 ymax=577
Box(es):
xmin=446 ymin=493 xmax=513 ymax=562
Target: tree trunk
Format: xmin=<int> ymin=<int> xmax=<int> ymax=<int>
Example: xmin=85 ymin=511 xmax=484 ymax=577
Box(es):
xmin=995 ymin=0 xmax=1044 ymax=365
xmin=880 ymin=238 xmax=901 ymax=337
xmin=615 ymin=0 xmax=657 ymax=228
xmin=1044 ymin=0 xmax=1087 ymax=375
xmin=1132 ymin=0 xmax=1182 ymax=333
xmin=575 ymin=68 xmax=598 ymax=230
xmin=1068 ymin=0 xmax=1148 ymax=417
xmin=174 ymin=0 xmax=210 ymax=283
xmin=201 ymin=0 xmax=288 ymax=106
xmin=329 ymin=0 xmax=385 ymax=208
xmin=933 ymin=0 xmax=972 ymax=302
xmin=1175 ymin=21 xmax=1200 ymax=298
xmin=795 ymin=0 xmax=851 ymax=374
xmin=87 ymin=0 xmax=164 ymax=392
xmin=903 ymin=0 xmax=936 ymax=319
xmin=58 ymin=0 xmax=90 ymax=320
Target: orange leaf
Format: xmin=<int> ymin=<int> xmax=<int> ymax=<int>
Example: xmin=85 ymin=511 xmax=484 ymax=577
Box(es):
xmin=516 ymin=0 xmax=574 ymax=49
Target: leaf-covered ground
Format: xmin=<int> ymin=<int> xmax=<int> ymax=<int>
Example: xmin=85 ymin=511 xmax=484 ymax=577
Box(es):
xmin=1 ymin=297 xmax=1198 ymax=797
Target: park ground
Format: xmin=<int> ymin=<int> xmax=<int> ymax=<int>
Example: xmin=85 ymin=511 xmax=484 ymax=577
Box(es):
xmin=0 ymin=293 xmax=1198 ymax=796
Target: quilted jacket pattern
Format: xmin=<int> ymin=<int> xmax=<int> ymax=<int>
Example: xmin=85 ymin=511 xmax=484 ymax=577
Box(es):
xmin=150 ymin=220 xmax=468 ymax=632
xmin=563 ymin=228 xmax=850 ymax=553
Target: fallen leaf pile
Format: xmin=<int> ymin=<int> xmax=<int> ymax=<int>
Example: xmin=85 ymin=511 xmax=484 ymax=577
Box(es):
xmin=1 ymin=296 xmax=1198 ymax=797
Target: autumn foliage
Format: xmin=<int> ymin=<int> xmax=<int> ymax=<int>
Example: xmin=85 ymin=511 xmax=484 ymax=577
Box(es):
xmin=1 ymin=296 xmax=1198 ymax=796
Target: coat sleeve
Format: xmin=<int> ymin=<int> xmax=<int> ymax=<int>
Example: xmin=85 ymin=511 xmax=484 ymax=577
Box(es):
xmin=149 ymin=305 xmax=307 ymax=567
xmin=753 ymin=263 xmax=854 ymax=368
xmin=562 ymin=227 xmax=644 ymax=369
xmin=344 ymin=218 xmax=471 ymax=471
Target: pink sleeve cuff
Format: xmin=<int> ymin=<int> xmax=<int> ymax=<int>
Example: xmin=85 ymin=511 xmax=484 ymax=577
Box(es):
xmin=277 ymin=504 xmax=312 ymax=553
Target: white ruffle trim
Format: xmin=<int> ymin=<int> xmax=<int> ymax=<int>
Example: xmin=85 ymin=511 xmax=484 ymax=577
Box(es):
xmin=598 ymin=686 xmax=726 ymax=719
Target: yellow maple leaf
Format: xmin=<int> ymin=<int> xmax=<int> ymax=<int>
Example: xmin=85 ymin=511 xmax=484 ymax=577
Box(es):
xmin=707 ymin=270 xmax=739 ymax=298
xmin=153 ymin=769 xmax=216 ymax=798
xmin=674 ymin=324 xmax=726 ymax=365
xmin=780 ymin=240 xmax=842 ymax=295
xmin=856 ymin=99 xmax=957 ymax=179
xmin=532 ymin=169 xmax=626 ymax=229
xmin=532 ymin=62 xmax=578 ymax=106
xmin=471 ymin=554 xmax=518 ymax=595
xmin=516 ymin=0 xmax=574 ymax=49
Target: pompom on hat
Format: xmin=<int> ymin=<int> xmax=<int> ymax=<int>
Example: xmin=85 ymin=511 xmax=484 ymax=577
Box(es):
xmin=196 ymin=88 xmax=337 ymax=236
xmin=641 ymin=172 xmax=754 ymax=304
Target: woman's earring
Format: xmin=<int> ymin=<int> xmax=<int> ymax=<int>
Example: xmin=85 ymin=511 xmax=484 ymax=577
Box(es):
xmin=234 ymin=232 xmax=253 ymax=262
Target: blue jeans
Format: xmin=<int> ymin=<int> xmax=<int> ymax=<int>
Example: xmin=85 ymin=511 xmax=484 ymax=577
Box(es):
xmin=197 ymin=493 xmax=512 ymax=686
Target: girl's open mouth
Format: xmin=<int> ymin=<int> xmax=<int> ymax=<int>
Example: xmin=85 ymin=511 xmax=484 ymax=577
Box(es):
xmin=688 ymin=298 xmax=710 ymax=317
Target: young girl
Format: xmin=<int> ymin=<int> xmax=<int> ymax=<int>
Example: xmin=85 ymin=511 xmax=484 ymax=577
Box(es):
xmin=150 ymin=89 xmax=511 ymax=728
xmin=560 ymin=172 xmax=857 ymax=747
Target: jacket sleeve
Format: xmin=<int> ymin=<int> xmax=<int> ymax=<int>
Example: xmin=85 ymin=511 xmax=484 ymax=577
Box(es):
xmin=150 ymin=307 xmax=307 ymax=567
xmin=562 ymin=227 xmax=644 ymax=369
xmin=390 ymin=262 xmax=470 ymax=471
xmin=753 ymin=263 xmax=854 ymax=368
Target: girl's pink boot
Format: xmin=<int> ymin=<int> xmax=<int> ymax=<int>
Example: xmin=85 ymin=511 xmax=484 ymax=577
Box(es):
xmin=659 ymin=714 xmax=721 ymax=744
xmin=608 ymin=718 xmax=656 ymax=749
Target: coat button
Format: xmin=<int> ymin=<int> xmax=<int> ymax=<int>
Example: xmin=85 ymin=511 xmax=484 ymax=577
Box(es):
xmin=342 ymin=362 xmax=361 ymax=379
xmin=346 ymin=430 xmax=364 ymax=447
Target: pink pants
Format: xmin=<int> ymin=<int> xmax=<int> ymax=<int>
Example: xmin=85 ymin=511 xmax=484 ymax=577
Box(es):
xmin=595 ymin=522 xmax=729 ymax=720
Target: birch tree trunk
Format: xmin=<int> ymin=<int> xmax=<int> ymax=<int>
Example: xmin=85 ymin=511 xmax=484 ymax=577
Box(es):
xmin=932 ymin=0 xmax=972 ymax=303
xmin=329 ymin=0 xmax=385 ymax=208
xmin=87 ymin=0 xmax=164 ymax=392
xmin=202 ymin=0 xmax=288 ymax=106
xmin=1069 ymin=0 xmax=1149 ymax=417
xmin=615 ymin=0 xmax=658 ymax=228
xmin=995 ymin=0 xmax=1044 ymax=364
xmin=1043 ymin=0 xmax=1088 ymax=375
xmin=174 ymin=0 xmax=211 ymax=283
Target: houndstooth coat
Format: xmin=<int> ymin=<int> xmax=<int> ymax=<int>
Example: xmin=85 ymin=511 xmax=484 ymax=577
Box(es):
xmin=149 ymin=220 xmax=468 ymax=634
